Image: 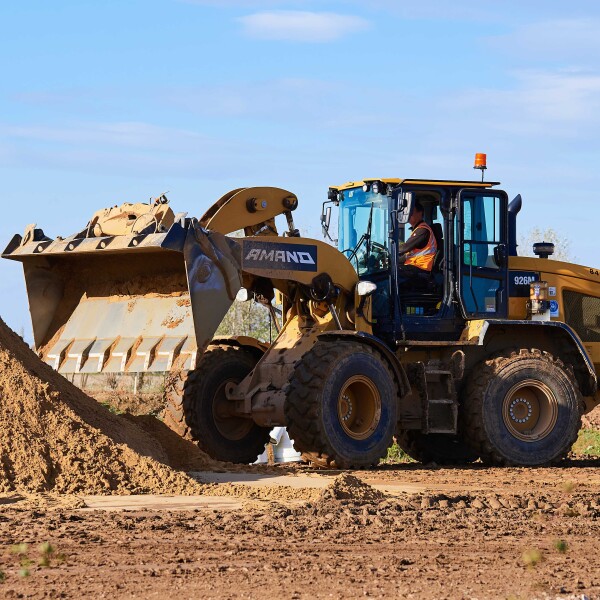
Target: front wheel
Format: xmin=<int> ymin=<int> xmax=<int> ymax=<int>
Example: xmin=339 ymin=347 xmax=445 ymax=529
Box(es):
xmin=285 ymin=340 xmax=399 ymax=469
xmin=168 ymin=345 xmax=270 ymax=464
xmin=463 ymin=349 xmax=583 ymax=466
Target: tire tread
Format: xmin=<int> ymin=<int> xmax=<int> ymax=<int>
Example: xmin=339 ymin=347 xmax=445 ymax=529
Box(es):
xmin=463 ymin=348 xmax=583 ymax=466
xmin=284 ymin=340 xmax=397 ymax=469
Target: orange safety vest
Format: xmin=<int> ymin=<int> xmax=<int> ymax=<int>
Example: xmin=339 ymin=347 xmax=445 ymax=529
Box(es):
xmin=404 ymin=221 xmax=437 ymax=272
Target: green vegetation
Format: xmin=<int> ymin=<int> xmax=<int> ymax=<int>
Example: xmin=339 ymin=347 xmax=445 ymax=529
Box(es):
xmin=38 ymin=542 xmax=54 ymax=568
xmin=100 ymin=401 xmax=122 ymax=415
xmin=522 ymin=548 xmax=543 ymax=569
xmin=5 ymin=542 xmax=63 ymax=581
xmin=381 ymin=441 xmax=413 ymax=464
xmin=10 ymin=543 xmax=31 ymax=578
xmin=572 ymin=428 xmax=600 ymax=456
xmin=553 ymin=539 xmax=568 ymax=554
xmin=10 ymin=543 xmax=28 ymax=555
xmin=214 ymin=232 xmax=278 ymax=343
xmin=216 ymin=299 xmax=275 ymax=343
xmin=380 ymin=428 xmax=600 ymax=466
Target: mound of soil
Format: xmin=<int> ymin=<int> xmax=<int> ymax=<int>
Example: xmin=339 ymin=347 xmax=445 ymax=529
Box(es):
xmin=582 ymin=405 xmax=600 ymax=430
xmin=202 ymin=482 xmax=320 ymax=503
xmin=0 ymin=317 xmax=203 ymax=495
xmin=123 ymin=414 xmax=226 ymax=472
xmin=317 ymin=474 xmax=385 ymax=506
xmin=93 ymin=391 xmax=166 ymax=417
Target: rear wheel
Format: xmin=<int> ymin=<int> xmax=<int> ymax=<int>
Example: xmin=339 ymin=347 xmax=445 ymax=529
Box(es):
xmin=396 ymin=430 xmax=478 ymax=465
xmin=164 ymin=345 xmax=270 ymax=463
xmin=463 ymin=349 xmax=583 ymax=466
xmin=285 ymin=340 xmax=398 ymax=469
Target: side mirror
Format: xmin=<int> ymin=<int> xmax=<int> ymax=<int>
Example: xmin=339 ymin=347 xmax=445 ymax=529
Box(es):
xmin=493 ymin=244 xmax=507 ymax=268
xmin=321 ymin=204 xmax=333 ymax=240
xmin=397 ymin=191 xmax=413 ymax=224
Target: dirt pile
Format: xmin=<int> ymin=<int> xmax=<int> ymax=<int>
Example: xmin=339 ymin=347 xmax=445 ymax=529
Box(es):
xmin=202 ymin=482 xmax=320 ymax=503
xmin=317 ymin=473 xmax=385 ymax=506
xmin=123 ymin=414 xmax=226 ymax=472
xmin=0 ymin=317 xmax=203 ymax=495
xmin=93 ymin=391 xmax=166 ymax=417
xmin=191 ymin=474 xmax=387 ymax=507
xmin=582 ymin=405 xmax=600 ymax=430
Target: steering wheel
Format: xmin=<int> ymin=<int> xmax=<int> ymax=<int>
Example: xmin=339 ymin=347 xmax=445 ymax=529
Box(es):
xmin=355 ymin=242 xmax=390 ymax=272
xmin=369 ymin=241 xmax=390 ymax=270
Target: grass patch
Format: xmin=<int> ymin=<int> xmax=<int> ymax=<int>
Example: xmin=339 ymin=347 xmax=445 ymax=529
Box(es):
xmin=553 ymin=539 xmax=568 ymax=554
xmin=572 ymin=428 xmax=600 ymax=456
xmin=380 ymin=427 xmax=600 ymax=465
xmin=381 ymin=441 xmax=414 ymax=464
xmin=100 ymin=401 xmax=123 ymax=415
xmin=522 ymin=548 xmax=543 ymax=569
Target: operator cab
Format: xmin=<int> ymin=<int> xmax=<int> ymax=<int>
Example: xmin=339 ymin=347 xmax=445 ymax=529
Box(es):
xmin=395 ymin=190 xmax=445 ymax=315
xmin=324 ymin=177 xmax=510 ymax=344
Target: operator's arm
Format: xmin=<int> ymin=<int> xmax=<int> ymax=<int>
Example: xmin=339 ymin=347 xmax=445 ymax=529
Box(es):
xmin=398 ymin=227 xmax=429 ymax=258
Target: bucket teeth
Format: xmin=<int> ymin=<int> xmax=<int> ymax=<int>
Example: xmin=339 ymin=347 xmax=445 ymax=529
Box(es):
xmin=4 ymin=217 xmax=244 ymax=377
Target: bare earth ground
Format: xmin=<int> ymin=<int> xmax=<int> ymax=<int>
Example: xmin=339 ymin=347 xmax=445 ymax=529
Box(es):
xmin=2 ymin=316 xmax=600 ymax=599
xmin=2 ymin=462 xmax=600 ymax=600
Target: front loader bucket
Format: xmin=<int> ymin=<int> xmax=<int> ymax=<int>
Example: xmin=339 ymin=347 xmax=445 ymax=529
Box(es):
xmin=2 ymin=220 xmax=242 ymax=400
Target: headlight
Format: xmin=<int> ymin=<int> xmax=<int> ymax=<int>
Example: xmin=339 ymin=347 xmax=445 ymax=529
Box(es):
xmin=236 ymin=287 xmax=251 ymax=302
xmin=357 ymin=281 xmax=377 ymax=297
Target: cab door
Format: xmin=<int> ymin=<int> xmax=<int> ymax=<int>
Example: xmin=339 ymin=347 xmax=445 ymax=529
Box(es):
xmin=457 ymin=189 xmax=509 ymax=319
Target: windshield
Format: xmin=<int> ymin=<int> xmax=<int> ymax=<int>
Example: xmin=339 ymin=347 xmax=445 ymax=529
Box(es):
xmin=337 ymin=187 xmax=390 ymax=276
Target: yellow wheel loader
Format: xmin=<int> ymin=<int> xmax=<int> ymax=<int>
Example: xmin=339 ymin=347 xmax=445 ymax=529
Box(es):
xmin=3 ymin=177 xmax=599 ymax=467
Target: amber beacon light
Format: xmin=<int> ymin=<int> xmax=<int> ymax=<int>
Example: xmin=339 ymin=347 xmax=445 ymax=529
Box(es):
xmin=473 ymin=153 xmax=487 ymax=182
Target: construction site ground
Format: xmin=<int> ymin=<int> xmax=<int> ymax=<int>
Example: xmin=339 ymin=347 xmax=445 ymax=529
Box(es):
xmin=2 ymin=316 xmax=600 ymax=598
xmin=2 ymin=461 xmax=600 ymax=600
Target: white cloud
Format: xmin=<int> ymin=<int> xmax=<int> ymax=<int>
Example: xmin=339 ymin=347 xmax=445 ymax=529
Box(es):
xmin=351 ymin=1 xmax=600 ymax=23
xmin=488 ymin=18 xmax=600 ymax=64
xmin=2 ymin=121 xmax=204 ymax=149
xmin=160 ymin=77 xmax=418 ymax=135
xmin=514 ymin=70 xmax=600 ymax=122
xmin=180 ymin=0 xmax=295 ymax=5
xmin=238 ymin=10 xmax=370 ymax=42
xmin=164 ymin=78 xmax=339 ymax=119
xmin=0 ymin=118 xmax=324 ymax=179
xmin=451 ymin=69 xmax=600 ymax=136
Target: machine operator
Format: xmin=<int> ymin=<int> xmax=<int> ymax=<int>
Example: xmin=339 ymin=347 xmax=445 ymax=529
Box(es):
xmin=398 ymin=201 xmax=437 ymax=277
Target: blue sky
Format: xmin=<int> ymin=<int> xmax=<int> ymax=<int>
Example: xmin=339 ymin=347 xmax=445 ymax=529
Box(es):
xmin=2 ymin=0 xmax=600 ymax=339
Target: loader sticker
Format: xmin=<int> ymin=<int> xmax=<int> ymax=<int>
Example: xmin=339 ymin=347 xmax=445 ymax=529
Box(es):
xmin=242 ymin=241 xmax=318 ymax=272
xmin=509 ymin=271 xmax=540 ymax=297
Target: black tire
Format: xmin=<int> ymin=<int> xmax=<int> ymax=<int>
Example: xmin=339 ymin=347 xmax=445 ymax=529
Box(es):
xmin=162 ymin=369 xmax=193 ymax=440
xmin=285 ymin=340 xmax=398 ymax=469
xmin=165 ymin=345 xmax=270 ymax=464
xmin=463 ymin=349 xmax=583 ymax=466
xmin=396 ymin=430 xmax=478 ymax=465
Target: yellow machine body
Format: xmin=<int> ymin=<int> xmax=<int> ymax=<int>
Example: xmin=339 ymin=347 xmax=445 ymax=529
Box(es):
xmin=3 ymin=178 xmax=599 ymax=469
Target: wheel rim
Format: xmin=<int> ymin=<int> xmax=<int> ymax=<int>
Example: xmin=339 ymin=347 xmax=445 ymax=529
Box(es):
xmin=501 ymin=379 xmax=558 ymax=442
xmin=212 ymin=381 xmax=253 ymax=441
xmin=337 ymin=375 xmax=381 ymax=440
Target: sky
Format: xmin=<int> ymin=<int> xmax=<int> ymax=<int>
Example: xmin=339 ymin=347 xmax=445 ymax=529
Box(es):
xmin=1 ymin=0 xmax=600 ymax=340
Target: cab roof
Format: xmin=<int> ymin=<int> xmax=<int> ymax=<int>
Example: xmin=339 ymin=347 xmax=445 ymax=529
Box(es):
xmin=330 ymin=178 xmax=500 ymax=191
